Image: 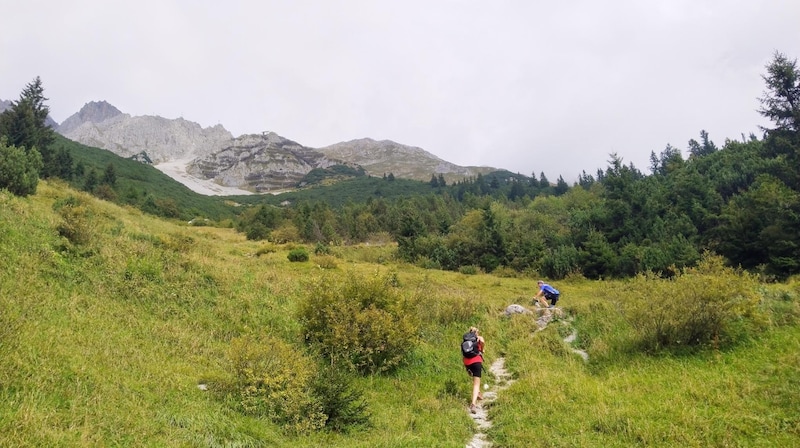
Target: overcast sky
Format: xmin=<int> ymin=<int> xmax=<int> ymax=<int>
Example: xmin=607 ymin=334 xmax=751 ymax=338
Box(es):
xmin=3 ymin=1 xmax=800 ymax=181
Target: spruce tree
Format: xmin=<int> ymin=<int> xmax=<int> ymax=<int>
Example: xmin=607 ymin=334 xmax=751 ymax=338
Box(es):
xmin=0 ymin=77 xmax=56 ymax=177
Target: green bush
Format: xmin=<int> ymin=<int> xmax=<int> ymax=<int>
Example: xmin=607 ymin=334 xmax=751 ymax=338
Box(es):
xmin=53 ymin=195 xmax=97 ymax=246
xmin=0 ymin=137 xmax=42 ymax=197
xmin=298 ymin=272 xmax=419 ymax=374
xmin=226 ymin=335 xmax=326 ymax=434
xmin=270 ymin=223 xmax=301 ymax=243
xmin=255 ymin=244 xmax=277 ymax=257
xmin=311 ymin=365 xmax=370 ymax=433
xmin=314 ymin=242 xmax=332 ymax=255
xmin=416 ymin=256 xmax=441 ymax=270
xmin=288 ymin=248 xmax=309 ymax=262
xmin=458 ymin=265 xmax=481 ymax=275
xmin=607 ymin=254 xmax=767 ymax=352
xmin=221 ymin=334 xmax=371 ymax=434
xmin=540 ymin=244 xmax=581 ymax=279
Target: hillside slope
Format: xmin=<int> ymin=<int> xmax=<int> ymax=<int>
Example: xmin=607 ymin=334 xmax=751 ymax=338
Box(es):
xmin=1 ymin=182 xmax=796 ymax=447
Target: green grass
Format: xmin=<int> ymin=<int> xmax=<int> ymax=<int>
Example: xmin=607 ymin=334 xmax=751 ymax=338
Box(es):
xmin=489 ymin=325 xmax=800 ymax=447
xmin=0 ymin=181 xmax=798 ymax=447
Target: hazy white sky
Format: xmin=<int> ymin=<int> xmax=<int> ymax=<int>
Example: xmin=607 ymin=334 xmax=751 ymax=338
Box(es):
xmin=3 ymin=1 xmax=800 ymax=180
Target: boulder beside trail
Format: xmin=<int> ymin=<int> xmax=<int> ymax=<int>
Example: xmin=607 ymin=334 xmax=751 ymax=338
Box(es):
xmin=503 ymin=304 xmax=530 ymax=316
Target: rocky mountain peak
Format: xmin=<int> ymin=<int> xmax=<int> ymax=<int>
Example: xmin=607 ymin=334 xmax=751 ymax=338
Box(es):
xmin=57 ymin=103 xmax=234 ymax=164
xmin=58 ymin=101 xmax=123 ymax=134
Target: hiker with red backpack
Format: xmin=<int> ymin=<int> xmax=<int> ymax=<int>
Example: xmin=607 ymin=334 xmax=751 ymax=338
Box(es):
xmin=462 ymin=326 xmax=485 ymax=413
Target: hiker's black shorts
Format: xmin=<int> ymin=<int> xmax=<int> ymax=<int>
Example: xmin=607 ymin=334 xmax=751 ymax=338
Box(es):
xmin=545 ymin=292 xmax=559 ymax=306
xmin=465 ymin=362 xmax=482 ymax=378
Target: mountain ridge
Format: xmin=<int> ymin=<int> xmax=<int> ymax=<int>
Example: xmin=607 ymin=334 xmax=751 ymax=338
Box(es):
xmin=3 ymin=99 xmax=500 ymax=194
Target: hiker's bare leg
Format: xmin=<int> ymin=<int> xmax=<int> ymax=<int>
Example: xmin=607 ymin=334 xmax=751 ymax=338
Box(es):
xmin=471 ymin=375 xmax=481 ymax=406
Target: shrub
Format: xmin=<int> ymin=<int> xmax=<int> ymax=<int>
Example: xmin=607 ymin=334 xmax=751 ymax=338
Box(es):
xmin=540 ymin=244 xmax=581 ymax=279
xmin=288 ymin=248 xmax=309 ymax=262
xmin=0 ymin=137 xmax=42 ymax=197
xmin=298 ymin=272 xmax=419 ymax=374
xmin=608 ymin=253 xmax=767 ymax=352
xmin=53 ymin=195 xmax=97 ymax=246
xmin=458 ymin=265 xmax=481 ymax=275
xmin=164 ymin=233 xmax=195 ymax=253
xmin=255 ymin=244 xmax=277 ymax=257
xmin=93 ymin=184 xmax=116 ymax=201
xmin=222 ymin=335 xmax=371 ymax=434
xmin=311 ymin=365 xmax=371 ymax=432
xmin=493 ymin=266 xmax=520 ymax=278
xmin=270 ymin=223 xmax=301 ymax=243
xmin=245 ymin=223 xmax=269 ymax=240
xmin=314 ymin=242 xmax=332 ymax=255
xmin=226 ymin=335 xmax=326 ymax=434
xmin=416 ymin=256 xmax=441 ymax=270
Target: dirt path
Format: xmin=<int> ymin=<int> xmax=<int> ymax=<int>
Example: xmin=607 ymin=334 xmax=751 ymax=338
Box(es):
xmin=465 ymin=307 xmax=588 ymax=447
xmin=465 ymin=357 xmax=515 ymax=448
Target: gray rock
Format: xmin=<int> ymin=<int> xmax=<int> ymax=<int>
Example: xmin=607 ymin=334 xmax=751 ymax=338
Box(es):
xmin=57 ymin=102 xmax=233 ymax=164
xmin=503 ymin=304 xmax=530 ymax=316
xmin=58 ymin=101 xmax=122 ymax=134
xmin=187 ymin=132 xmax=353 ymax=193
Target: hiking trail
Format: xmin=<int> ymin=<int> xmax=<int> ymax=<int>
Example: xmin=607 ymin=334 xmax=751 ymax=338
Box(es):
xmin=465 ymin=306 xmax=588 ymax=448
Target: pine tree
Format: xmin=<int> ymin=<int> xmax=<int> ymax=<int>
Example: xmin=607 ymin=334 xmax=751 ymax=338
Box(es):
xmin=102 ymin=162 xmax=117 ymax=187
xmin=0 ymin=77 xmax=55 ymax=176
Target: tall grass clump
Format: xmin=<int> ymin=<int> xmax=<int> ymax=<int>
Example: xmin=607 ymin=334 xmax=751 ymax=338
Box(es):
xmin=53 ymin=194 xmax=98 ymax=247
xmin=599 ymin=253 xmax=767 ymax=354
xmin=298 ymin=271 xmax=419 ymax=374
xmin=759 ymin=281 xmax=800 ymax=326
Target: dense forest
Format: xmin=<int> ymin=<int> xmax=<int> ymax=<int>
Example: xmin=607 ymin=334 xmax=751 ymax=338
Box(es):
xmin=2 ymin=52 xmax=799 ymax=280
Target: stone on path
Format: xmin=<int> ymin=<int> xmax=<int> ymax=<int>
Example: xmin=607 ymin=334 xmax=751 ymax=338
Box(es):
xmin=503 ymin=304 xmax=530 ymax=316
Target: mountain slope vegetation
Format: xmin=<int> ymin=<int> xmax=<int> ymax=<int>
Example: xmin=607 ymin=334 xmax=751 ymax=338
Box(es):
xmin=0 ymin=181 xmax=798 ymax=447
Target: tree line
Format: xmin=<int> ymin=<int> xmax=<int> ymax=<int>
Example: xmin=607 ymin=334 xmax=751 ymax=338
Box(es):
xmin=3 ymin=52 xmax=799 ymax=280
xmin=238 ymin=51 xmax=800 ymax=280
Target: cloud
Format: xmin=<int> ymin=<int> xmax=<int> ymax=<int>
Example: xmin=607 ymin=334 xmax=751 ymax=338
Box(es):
xmin=3 ymin=0 xmax=799 ymax=181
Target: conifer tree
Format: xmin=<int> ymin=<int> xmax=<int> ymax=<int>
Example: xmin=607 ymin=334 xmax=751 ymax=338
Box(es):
xmin=0 ymin=77 xmax=55 ymax=176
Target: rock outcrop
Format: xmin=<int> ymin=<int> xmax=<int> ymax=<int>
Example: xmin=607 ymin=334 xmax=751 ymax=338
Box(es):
xmin=318 ymin=138 xmax=494 ymax=183
xmin=186 ymin=132 xmax=351 ymax=192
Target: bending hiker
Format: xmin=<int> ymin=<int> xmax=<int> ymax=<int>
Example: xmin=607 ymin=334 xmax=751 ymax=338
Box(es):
xmin=533 ymin=280 xmax=560 ymax=308
xmin=462 ymin=326 xmax=485 ymax=413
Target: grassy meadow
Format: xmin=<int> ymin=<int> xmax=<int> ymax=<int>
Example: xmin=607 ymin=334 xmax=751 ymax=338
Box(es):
xmin=1 ymin=181 xmax=798 ymax=447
